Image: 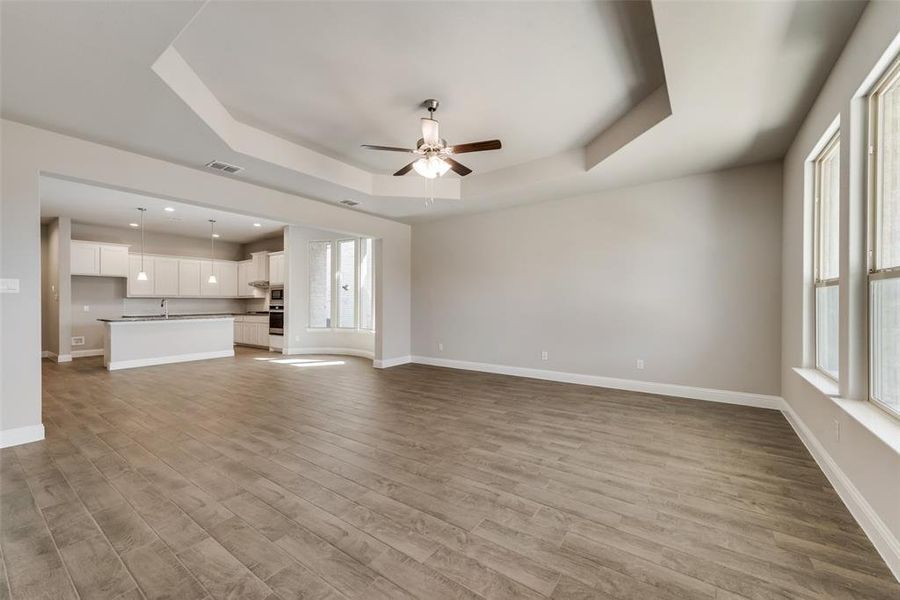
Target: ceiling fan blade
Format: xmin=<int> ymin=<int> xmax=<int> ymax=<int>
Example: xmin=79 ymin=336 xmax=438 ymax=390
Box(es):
xmin=393 ymin=161 xmax=416 ymax=176
xmin=442 ymin=157 xmax=472 ymax=176
xmin=361 ymin=144 xmax=416 ymax=153
xmin=446 ymin=140 xmax=502 ymax=154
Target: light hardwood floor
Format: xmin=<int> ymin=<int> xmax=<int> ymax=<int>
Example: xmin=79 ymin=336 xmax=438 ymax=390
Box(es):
xmin=1 ymin=348 xmax=897 ymax=599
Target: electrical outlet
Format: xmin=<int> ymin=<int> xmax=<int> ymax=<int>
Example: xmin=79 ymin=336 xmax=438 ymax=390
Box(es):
xmin=636 ymin=359 xmax=645 ymax=370
xmin=83 ymin=305 xmax=90 ymax=312
xmin=541 ymin=350 xmax=549 ymax=361
xmin=438 ymin=342 xmax=444 ymax=352
xmin=71 ymin=336 xmax=85 ymax=346
xmin=834 ymin=418 xmax=841 ymax=442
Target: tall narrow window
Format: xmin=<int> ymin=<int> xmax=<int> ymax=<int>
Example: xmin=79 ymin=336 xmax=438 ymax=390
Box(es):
xmin=337 ymin=239 xmax=357 ymax=328
xmin=814 ymin=131 xmax=840 ymax=380
xmin=309 ymin=241 xmax=332 ymax=328
xmin=869 ymin=57 xmax=900 ymax=417
xmin=359 ymin=238 xmax=374 ymax=331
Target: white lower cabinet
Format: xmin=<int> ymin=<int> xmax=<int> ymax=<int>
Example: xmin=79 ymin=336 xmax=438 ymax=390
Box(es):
xmin=234 ymin=316 xmax=270 ymax=348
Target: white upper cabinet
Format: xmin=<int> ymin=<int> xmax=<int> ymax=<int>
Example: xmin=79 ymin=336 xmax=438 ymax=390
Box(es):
xmin=178 ymin=259 xmax=201 ymax=296
xmin=200 ymin=260 xmax=219 ymax=296
xmin=153 ymin=257 xmax=179 ymax=296
xmin=71 ymin=241 xmax=100 ymax=275
xmin=268 ymin=252 xmax=285 ymax=286
xmin=99 ymin=245 xmax=129 ymax=277
xmin=250 ymin=252 xmax=269 ymax=282
xmin=216 ymin=260 xmax=238 ymax=297
xmin=127 ymin=254 xmax=154 ymax=296
xmin=72 ymin=240 xmax=129 ymax=277
xmin=238 ymin=260 xmax=252 ymax=297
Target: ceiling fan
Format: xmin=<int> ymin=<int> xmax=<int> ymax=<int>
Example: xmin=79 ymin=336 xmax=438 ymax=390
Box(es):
xmin=361 ymin=99 xmax=501 ymax=179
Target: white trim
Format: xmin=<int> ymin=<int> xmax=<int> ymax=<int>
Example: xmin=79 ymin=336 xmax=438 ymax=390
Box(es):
xmin=107 ymin=349 xmax=234 ymax=371
xmin=0 ymin=424 xmax=45 ymax=448
xmin=57 ymin=354 xmax=72 ymax=363
xmin=284 ymin=347 xmax=374 ymax=360
xmin=72 ymin=348 xmax=104 ymax=358
xmin=41 ymin=350 xmax=53 ymax=359
xmin=374 ymin=355 xmax=412 ymax=369
xmin=410 ymin=356 xmax=783 ymax=409
xmin=781 ymin=401 xmax=900 ymax=581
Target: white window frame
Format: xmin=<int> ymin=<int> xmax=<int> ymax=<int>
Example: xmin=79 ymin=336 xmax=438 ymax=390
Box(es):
xmin=813 ymin=130 xmax=841 ymax=381
xmin=307 ymin=237 xmax=375 ymax=333
xmin=358 ymin=237 xmax=375 ymax=332
xmin=866 ymin=54 xmax=900 ymax=419
xmin=307 ymin=240 xmax=333 ymax=329
xmin=335 ymin=238 xmax=359 ymax=330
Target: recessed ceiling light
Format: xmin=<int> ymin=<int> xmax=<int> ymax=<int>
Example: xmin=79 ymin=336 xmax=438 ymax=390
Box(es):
xmin=164 ymin=207 xmax=175 ymax=212
xmin=129 ymin=223 xmax=139 ymax=228
xmin=253 ymin=223 xmax=261 ymax=227
xmin=212 ymin=233 xmax=220 ymax=238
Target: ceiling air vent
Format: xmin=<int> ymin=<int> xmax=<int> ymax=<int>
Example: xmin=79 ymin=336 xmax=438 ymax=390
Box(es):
xmin=204 ymin=160 xmax=244 ymax=174
xmin=340 ymin=200 xmax=360 ymax=207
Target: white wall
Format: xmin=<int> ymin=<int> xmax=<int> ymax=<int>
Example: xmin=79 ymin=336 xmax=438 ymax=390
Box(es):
xmin=284 ymin=225 xmax=374 ymax=358
xmin=0 ymin=119 xmax=410 ymax=446
xmin=412 ymin=161 xmax=783 ymax=397
xmin=781 ymin=0 xmax=900 ymax=577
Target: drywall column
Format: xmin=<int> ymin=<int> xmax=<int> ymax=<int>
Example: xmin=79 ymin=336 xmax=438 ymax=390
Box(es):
xmin=0 ymin=122 xmax=44 ymax=446
xmin=55 ymin=217 xmax=72 ymax=362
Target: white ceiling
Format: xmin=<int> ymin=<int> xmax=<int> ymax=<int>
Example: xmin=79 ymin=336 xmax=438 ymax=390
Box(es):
xmin=174 ymin=1 xmax=664 ymax=175
xmin=40 ymin=176 xmax=286 ymax=243
xmin=1 ymin=1 xmax=866 ymax=222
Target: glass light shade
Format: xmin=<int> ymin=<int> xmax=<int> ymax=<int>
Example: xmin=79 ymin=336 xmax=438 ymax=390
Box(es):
xmin=421 ymin=118 xmax=440 ymax=146
xmin=208 ymin=274 xmax=218 ymax=284
xmin=136 ymin=271 xmax=148 ymax=281
xmin=412 ymin=156 xmax=450 ymax=179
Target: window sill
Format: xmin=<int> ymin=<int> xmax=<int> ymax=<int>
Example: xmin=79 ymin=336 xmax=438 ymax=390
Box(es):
xmin=792 ymin=367 xmax=900 ymax=456
xmin=306 ymin=327 xmax=375 ymax=334
xmin=793 ymin=367 xmax=839 ymax=397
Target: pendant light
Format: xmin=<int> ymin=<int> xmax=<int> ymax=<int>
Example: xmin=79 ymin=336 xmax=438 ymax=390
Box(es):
xmin=207 ymin=219 xmax=218 ymax=284
xmin=136 ymin=208 xmax=149 ymax=281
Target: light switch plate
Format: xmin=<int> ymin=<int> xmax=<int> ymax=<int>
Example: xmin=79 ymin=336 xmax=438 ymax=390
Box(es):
xmin=0 ymin=278 xmax=20 ymax=293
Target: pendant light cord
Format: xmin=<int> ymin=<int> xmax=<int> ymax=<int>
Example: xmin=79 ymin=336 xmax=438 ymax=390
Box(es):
xmin=139 ymin=208 xmax=145 ymax=271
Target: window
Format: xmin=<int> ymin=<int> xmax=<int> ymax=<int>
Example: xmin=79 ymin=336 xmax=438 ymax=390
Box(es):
xmin=359 ymin=238 xmax=374 ymax=331
xmin=308 ymin=241 xmax=332 ymax=328
xmin=308 ymin=238 xmax=374 ymax=331
xmin=868 ymin=57 xmax=900 ymax=417
xmin=813 ymin=131 xmax=840 ymax=380
xmin=336 ymin=239 xmax=357 ymax=328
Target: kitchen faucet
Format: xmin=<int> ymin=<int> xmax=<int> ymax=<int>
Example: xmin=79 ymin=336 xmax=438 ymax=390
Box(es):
xmin=161 ymin=298 xmax=168 ymax=318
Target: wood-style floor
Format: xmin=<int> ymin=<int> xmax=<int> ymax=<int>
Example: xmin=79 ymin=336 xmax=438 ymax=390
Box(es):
xmin=1 ymin=349 xmax=897 ymax=600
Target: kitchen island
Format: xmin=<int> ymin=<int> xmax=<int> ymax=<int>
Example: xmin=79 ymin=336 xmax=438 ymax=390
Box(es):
xmin=99 ymin=315 xmax=234 ymax=371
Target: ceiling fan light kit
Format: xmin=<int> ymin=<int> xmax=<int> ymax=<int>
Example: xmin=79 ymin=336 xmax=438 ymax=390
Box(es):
xmin=361 ymin=98 xmax=502 ymax=180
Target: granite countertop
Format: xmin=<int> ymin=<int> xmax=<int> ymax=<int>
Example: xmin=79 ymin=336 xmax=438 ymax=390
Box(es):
xmin=98 ymin=313 xmax=238 ymax=323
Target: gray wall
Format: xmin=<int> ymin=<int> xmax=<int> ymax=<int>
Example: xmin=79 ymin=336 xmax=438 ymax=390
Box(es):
xmin=781 ymin=0 xmax=900 ymax=562
xmin=72 ymin=222 xmax=244 ymax=261
xmin=412 ymin=161 xmax=783 ymax=396
xmin=243 ymin=234 xmax=284 ymax=255
xmin=42 ymin=217 xmax=72 ymax=358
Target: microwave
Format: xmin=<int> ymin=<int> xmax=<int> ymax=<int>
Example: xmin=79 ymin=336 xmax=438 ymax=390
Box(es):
xmin=270 ymin=288 xmax=284 ymax=302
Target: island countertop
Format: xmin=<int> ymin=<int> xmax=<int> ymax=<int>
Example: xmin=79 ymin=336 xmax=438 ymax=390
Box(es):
xmin=97 ymin=312 xmax=267 ymax=323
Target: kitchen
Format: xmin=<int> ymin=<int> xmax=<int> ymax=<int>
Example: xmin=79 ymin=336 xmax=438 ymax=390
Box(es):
xmin=39 ymin=177 xmax=313 ymax=369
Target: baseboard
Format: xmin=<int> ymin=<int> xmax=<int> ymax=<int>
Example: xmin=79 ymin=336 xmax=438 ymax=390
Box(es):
xmin=0 ymin=424 xmax=45 ymax=449
xmin=57 ymin=353 xmax=72 ymax=363
xmin=41 ymin=350 xmax=53 ymax=359
xmin=374 ymin=355 xmax=412 ymax=369
xmin=107 ymin=349 xmax=234 ymax=371
xmin=781 ymin=402 xmax=900 ymax=581
xmin=284 ymin=347 xmax=374 ymax=360
xmin=72 ymin=348 xmax=104 ymax=358
xmin=410 ymin=356 xmax=782 ymax=410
